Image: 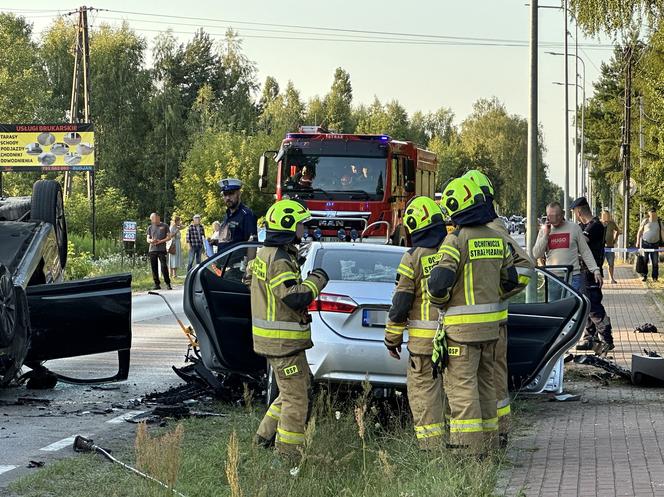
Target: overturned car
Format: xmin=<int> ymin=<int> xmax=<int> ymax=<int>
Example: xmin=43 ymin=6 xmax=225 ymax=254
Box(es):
xmin=0 ymin=180 xmax=132 ymax=387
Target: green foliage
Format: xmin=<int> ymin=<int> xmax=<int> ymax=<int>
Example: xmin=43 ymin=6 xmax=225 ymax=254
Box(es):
xmin=65 ymin=187 xmax=138 ymax=239
xmin=570 ymin=0 xmax=664 ymax=36
xmin=175 ymin=131 xmax=277 ymax=222
xmin=0 ymin=14 xmax=50 ymax=122
xmin=324 ymin=67 xmax=353 ymax=132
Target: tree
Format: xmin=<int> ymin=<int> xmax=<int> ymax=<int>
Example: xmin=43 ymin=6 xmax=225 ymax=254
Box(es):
xmin=216 ymin=29 xmax=258 ymax=132
xmin=570 ymin=0 xmax=664 ymax=36
xmin=323 ymin=68 xmax=353 ymax=132
xmin=175 ymin=131 xmax=277 ymax=222
xmin=258 ymin=81 xmax=304 ymax=137
xmin=0 ymin=14 xmax=50 ymax=122
xmin=88 ymin=23 xmax=153 ymax=209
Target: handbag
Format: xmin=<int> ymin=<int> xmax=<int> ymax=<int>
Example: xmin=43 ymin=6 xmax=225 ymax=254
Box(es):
xmin=204 ymin=238 xmax=214 ymax=258
xmin=167 ymin=241 xmax=176 ymax=255
xmin=636 ymin=254 xmax=647 ymax=275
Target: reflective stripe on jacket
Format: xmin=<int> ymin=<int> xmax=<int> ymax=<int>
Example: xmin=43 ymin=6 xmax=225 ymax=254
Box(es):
xmin=426 ymin=225 xmax=518 ymax=343
xmin=249 ymin=245 xmax=327 ymax=357
xmin=486 ymin=218 xmax=535 ymax=300
xmin=385 ymin=247 xmax=442 ymax=355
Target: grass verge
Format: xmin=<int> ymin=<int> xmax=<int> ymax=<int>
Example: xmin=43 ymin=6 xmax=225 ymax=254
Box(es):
xmin=9 ymin=392 xmax=504 ymax=497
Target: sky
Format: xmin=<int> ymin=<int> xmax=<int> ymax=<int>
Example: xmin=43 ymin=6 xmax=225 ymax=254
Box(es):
xmin=1 ymin=0 xmax=615 ymax=193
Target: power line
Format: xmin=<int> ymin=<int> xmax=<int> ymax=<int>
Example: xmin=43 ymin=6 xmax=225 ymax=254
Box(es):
xmin=102 ymin=8 xmax=615 ymax=49
xmin=87 ymin=15 xmax=613 ymax=50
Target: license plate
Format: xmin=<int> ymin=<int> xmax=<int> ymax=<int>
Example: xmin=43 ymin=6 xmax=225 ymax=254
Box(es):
xmin=362 ymin=309 xmax=387 ymax=328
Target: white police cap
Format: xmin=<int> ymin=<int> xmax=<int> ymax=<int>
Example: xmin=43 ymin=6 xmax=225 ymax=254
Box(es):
xmin=218 ymin=178 xmax=242 ymax=192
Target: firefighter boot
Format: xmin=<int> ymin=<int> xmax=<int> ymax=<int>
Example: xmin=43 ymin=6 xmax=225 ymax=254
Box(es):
xmin=406 ymin=354 xmax=444 ymax=450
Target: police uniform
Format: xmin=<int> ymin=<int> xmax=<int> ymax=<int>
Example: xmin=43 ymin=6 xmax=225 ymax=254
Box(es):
xmin=463 ymin=170 xmax=534 ymax=445
xmin=250 ymin=199 xmax=328 ymax=459
xmin=218 ymin=178 xmax=257 ymax=243
xmin=385 ymin=196 xmax=447 ymax=449
xmin=427 ymin=178 xmax=518 ymax=456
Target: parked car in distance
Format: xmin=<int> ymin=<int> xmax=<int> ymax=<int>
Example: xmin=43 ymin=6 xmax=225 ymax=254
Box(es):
xmin=0 ymin=180 xmax=132 ymax=387
xmin=184 ymin=240 xmax=589 ymax=401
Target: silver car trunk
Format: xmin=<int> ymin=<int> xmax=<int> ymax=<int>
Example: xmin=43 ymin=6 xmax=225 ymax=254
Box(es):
xmin=314 ymin=280 xmax=394 ymax=341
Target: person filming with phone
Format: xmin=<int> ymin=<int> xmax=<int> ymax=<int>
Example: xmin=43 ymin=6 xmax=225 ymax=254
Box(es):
xmin=533 ymin=202 xmax=602 ymax=300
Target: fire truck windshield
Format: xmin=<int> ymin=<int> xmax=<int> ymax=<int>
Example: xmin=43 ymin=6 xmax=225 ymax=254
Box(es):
xmin=282 ymin=155 xmax=385 ymax=200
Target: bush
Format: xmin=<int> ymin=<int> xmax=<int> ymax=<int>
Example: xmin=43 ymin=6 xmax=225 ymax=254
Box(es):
xmin=65 ymin=187 xmax=138 ymax=239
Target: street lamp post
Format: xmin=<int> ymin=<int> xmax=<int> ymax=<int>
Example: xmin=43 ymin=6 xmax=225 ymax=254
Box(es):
xmin=563 ymin=0 xmax=570 ymax=214
xmin=548 ymin=52 xmax=586 ymax=202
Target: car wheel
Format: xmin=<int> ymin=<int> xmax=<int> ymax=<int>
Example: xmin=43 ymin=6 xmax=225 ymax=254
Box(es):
xmin=31 ymin=180 xmax=67 ymax=269
xmin=0 ymin=265 xmax=16 ymax=347
xmin=265 ymin=364 xmax=279 ymax=406
xmin=0 ymin=286 xmax=29 ymax=387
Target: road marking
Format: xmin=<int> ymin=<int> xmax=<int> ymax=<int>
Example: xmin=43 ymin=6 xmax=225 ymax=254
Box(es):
xmin=40 ymin=436 xmax=77 ymax=452
xmin=0 ymin=465 xmax=17 ymax=475
xmin=106 ymin=410 xmax=145 ymax=424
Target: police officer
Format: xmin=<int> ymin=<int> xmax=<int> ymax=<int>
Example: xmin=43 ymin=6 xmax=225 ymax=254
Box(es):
xmin=427 ymin=177 xmax=518 ymax=456
xmin=385 ymin=196 xmax=447 ymax=449
xmin=216 ymin=178 xmax=257 ymax=243
xmin=250 ymin=199 xmax=329 ymax=460
xmin=463 ymin=170 xmax=534 ymax=448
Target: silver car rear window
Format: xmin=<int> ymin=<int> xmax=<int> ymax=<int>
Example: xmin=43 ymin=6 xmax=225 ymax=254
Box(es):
xmin=314 ymin=248 xmax=402 ymax=282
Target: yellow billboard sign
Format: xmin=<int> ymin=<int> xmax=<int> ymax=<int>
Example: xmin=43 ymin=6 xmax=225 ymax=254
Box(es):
xmin=0 ymin=123 xmax=94 ymax=171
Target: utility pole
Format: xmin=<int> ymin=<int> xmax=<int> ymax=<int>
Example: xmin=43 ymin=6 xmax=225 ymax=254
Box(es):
xmin=574 ymin=19 xmax=579 ymax=199
xmin=639 ymin=96 xmax=644 ymax=222
xmin=65 ymin=6 xmax=95 ymax=257
xmin=563 ymin=0 xmax=570 ymax=215
xmin=526 ymin=0 xmax=538 ymax=303
xmin=621 ymin=46 xmax=633 ymax=260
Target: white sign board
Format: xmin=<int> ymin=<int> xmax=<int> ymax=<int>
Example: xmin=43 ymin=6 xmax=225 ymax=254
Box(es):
xmin=122 ymin=220 xmax=137 ymax=242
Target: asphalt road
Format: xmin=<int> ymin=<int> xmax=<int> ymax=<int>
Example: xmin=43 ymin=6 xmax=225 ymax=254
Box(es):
xmin=0 ymin=288 xmax=190 ymax=488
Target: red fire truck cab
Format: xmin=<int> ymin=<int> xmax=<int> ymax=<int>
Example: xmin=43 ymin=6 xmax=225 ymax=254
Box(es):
xmin=258 ymin=128 xmax=437 ymax=245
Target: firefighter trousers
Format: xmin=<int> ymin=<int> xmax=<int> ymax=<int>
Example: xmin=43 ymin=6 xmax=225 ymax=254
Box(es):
xmin=407 ymin=354 xmax=444 ymax=449
xmin=256 ymin=352 xmax=311 ymax=458
xmin=445 ymin=337 xmax=498 ymax=455
xmin=495 ymin=325 xmax=510 ymax=438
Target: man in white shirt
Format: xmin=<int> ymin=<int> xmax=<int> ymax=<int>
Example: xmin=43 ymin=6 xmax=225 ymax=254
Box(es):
xmin=636 ymin=207 xmax=663 ymax=282
xmin=533 ymin=202 xmax=603 ymax=299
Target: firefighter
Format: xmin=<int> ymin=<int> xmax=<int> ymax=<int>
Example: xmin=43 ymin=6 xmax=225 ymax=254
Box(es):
xmin=250 ymin=199 xmax=329 ymax=459
xmin=385 ymin=195 xmax=448 ymax=449
xmin=463 ymin=169 xmax=534 ymax=448
xmin=426 ymin=177 xmax=518 ymax=456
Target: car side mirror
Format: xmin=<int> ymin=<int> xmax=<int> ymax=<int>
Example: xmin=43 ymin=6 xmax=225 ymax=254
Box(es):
xmin=258 ymin=155 xmax=269 ymax=191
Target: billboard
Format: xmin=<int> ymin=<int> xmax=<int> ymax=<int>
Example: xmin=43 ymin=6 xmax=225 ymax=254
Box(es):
xmin=0 ymin=123 xmax=94 ymax=172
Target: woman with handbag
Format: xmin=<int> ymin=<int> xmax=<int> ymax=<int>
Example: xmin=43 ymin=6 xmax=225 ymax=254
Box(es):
xmin=168 ymin=216 xmax=183 ymax=279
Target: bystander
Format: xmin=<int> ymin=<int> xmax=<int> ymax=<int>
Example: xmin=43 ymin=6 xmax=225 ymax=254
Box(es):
xmin=186 ymin=214 xmax=205 ymax=271
xmin=147 ymin=213 xmax=172 ymax=290
xmin=636 ymin=207 xmax=663 ymax=282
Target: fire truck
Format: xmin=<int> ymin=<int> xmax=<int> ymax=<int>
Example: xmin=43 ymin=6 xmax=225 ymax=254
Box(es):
xmin=258 ymin=127 xmax=438 ymax=245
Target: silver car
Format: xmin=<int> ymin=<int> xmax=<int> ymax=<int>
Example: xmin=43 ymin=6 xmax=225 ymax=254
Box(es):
xmin=184 ymin=241 xmax=589 ymax=399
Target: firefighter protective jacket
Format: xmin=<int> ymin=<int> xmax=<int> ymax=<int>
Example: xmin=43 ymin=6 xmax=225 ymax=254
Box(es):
xmin=426 ymin=225 xmax=518 ymax=343
xmin=486 ymin=218 xmax=535 ymax=300
xmin=385 ymin=247 xmax=442 ymax=355
xmin=250 ymin=245 xmax=328 ymax=357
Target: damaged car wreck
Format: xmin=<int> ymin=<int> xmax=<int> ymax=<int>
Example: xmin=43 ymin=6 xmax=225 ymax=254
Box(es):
xmin=181 ymin=241 xmax=593 ymax=402
xmin=0 ymin=180 xmax=132 ymax=388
